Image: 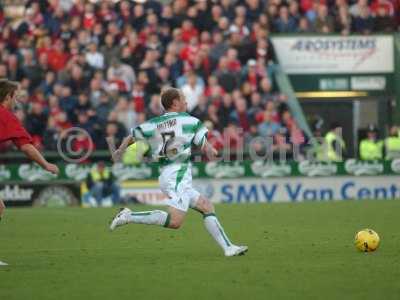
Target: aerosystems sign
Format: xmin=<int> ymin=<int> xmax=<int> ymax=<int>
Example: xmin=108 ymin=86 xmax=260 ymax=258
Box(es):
xmin=271 ymin=35 xmax=394 ymax=74
xmin=194 ymin=176 xmax=400 ymax=203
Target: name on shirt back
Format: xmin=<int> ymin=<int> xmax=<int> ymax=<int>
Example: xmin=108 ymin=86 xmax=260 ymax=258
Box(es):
xmin=157 ymin=119 xmax=177 ymax=131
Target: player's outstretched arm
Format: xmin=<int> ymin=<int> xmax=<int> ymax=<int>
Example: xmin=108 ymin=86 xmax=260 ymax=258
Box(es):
xmin=0 ymin=199 xmax=5 ymax=221
xmin=20 ymin=144 xmax=59 ymax=174
xmin=112 ymin=135 xmax=135 ymax=163
xmin=201 ymin=140 xmax=218 ymax=160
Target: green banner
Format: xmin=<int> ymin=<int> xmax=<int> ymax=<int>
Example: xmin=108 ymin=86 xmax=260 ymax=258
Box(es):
xmin=1 ymin=159 xmax=400 ymax=183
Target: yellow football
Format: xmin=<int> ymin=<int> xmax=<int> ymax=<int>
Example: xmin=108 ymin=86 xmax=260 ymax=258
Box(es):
xmin=354 ymin=229 xmax=380 ymax=252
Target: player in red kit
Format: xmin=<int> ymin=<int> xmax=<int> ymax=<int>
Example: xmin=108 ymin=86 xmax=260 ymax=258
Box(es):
xmin=0 ymin=79 xmax=59 ymax=222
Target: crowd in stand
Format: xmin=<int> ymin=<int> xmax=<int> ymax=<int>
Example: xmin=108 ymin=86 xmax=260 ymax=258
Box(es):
xmin=0 ymin=0 xmax=398 ymax=156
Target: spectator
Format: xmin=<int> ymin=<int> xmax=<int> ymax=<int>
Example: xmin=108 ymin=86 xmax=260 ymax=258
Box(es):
xmin=289 ymin=122 xmax=306 ymax=156
xmin=7 ymin=54 xmax=23 ymax=82
xmin=0 ymin=64 xmax=7 ymax=78
xmin=370 ymin=0 xmax=395 ymax=17
xmin=100 ymin=34 xmax=120 ymax=69
xmin=88 ymin=77 xmax=104 ymax=107
xmin=192 ymin=94 xmax=209 ymax=121
xmin=353 ymin=6 xmax=374 ymax=33
xmin=107 ymin=58 xmax=136 ymax=93
xmin=229 ymin=15 xmax=250 ymax=37
xmin=258 ymin=111 xmax=281 ymax=138
xmin=259 ymin=77 xmax=274 ymax=103
xmin=131 ymin=82 xmax=145 ymax=113
xmin=223 ymin=122 xmax=244 ymax=151
xmin=274 ymin=5 xmax=297 ymax=33
xmin=314 ymin=4 xmax=335 ymax=33
xmin=85 ymin=42 xmax=104 ymax=70
xmin=47 ymin=40 xmax=69 ymax=72
xmin=39 ymin=71 xmax=56 ymax=97
xmin=86 ymin=162 xmax=120 ymax=206
xmin=226 ymin=48 xmax=241 ymax=73
xmin=209 ymin=31 xmax=229 ymax=66
xmin=95 ymin=121 xmax=122 ymax=151
xmin=67 ymin=64 xmax=87 ymax=95
xmin=246 ymin=0 xmax=263 ymax=23
xmin=146 ymin=94 xmax=163 ymax=119
xmin=255 ymin=35 xmax=275 ymax=63
xmin=289 ymin=1 xmax=301 ymax=24
xmin=114 ymin=97 xmax=137 ymax=131
xmin=42 ymin=117 xmax=61 ymax=151
xmin=248 ymin=92 xmax=264 ymax=121
xmin=242 ymin=59 xmax=262 ymax=92
xmin=273 ymin=127 xmax=292 ymax=154
xmin=139 ymin=49 xmax=160 ymax=94
xmin=214 ymin=56 xmax=239 ymax=93
xmin=156 ymin=66 xmax=172 ymax=91
xmin=384 ymin=126 xmax=400 ymax=160
xmin=75 ymin=93 xmax=92 ymax=115
xmin=76 ymin=112 xmax=95 ymax=137
xmin=349 ymin=0 xmax=370 ymax=17
xmin=204 ymin=75 xmax=225 ymax=102
xmin=325 ymin=122 xmax=346 ymax=162
xmin=268 ymin=101 xmax=281 ymax=123
xmin=215 ymin=94 xmax=232 ymax=128
xmin=181 ymin=72 xmax=204 ymax=112
xmin=96 ymin=92 xmax=113 ymax=123
xmin=124 ymin=33 xmax=145 ymax=69
xmin=230 ymin=98 xmax=251 ymax=132
xmin=48 ymin=94 xmax=61 ymax=118
xmin=206 ymin=103 xmax=220 ymax=129
xmin=181 ymin=19 xmax=199 ymax=43
xmin=336 ymin=5 xmax=352 ymax=35
xmin=22 ymin=50 xmax=42 ymax=90
xmin=359 ymin=125 xmax=383 ymax=160
xmin=54 ymin=112 xmax=72 ymax=131
xmin=25 ymin=102 xmax=48 ymax=144
xmin=374 ymin=6 xmax=396 ymax=31
xmin=304 ymin=1 xmax=319 ymax=24
xmin=298 ymin=17 xmax=312 ymax=32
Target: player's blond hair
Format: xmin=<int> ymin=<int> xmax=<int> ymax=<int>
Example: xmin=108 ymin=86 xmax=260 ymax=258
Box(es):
xmin=161 ymin=87 xmax=181 ymax=110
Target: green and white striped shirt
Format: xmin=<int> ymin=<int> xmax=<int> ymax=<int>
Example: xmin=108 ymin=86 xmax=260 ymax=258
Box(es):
xmin=132 ymin=112 xmax=208 ymax=164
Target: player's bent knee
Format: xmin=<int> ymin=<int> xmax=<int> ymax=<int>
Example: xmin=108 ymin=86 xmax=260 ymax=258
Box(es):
xmin=202 ymin=203 xmax=214 ymax=214
xmin=196 ymin=196 xmax=214 ymax=214
xmin=206 ymin=201 xmax=215 ymax=213
xmin=168 ymin=219 xmax=182 ymax=229
xmin=167 ymin=210 xmax=185 ymax=229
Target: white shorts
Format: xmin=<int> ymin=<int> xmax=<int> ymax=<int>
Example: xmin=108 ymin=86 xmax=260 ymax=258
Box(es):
xmin=159 ymin=163 xmax=200 ymax=212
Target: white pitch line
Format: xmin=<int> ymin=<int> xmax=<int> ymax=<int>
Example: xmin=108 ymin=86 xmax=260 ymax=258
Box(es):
xmin=0 ymin=261 xmax=8 ymax=266
xmin=0 ymin=246 xmax=142 ymax=254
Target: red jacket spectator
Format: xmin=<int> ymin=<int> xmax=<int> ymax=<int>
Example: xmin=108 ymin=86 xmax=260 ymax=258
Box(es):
xmin=181 ymin=20 xmax=199 ymax=43
xmin=207 ymin=128 xmax=225 ymax=152
xmin=223 ymin=123 xmax=244 ymax=150
xmin=180 ymin=38 xmax=200 ymax=64
xmin=73 ymin=133 xmax=95 ymax=154
xmin=47 ymin=41 xmax=69 ymax=72
xmin=370 ymin=0 xmax=395 ymax=16
xmin=301 ymin=0 xmax=327 ymax=12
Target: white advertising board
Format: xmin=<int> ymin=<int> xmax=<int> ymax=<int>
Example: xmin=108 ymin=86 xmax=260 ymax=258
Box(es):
xmin=271 ymin=35 xmax=394 ymax=74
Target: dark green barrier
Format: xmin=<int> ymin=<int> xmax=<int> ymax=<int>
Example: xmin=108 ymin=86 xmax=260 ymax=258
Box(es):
xmin=1 ymin=159 xmax=399 ymax=182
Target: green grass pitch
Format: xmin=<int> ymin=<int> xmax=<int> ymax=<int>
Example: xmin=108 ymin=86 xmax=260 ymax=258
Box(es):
xmin=1 ymin=200 xmax=400 ymax=300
